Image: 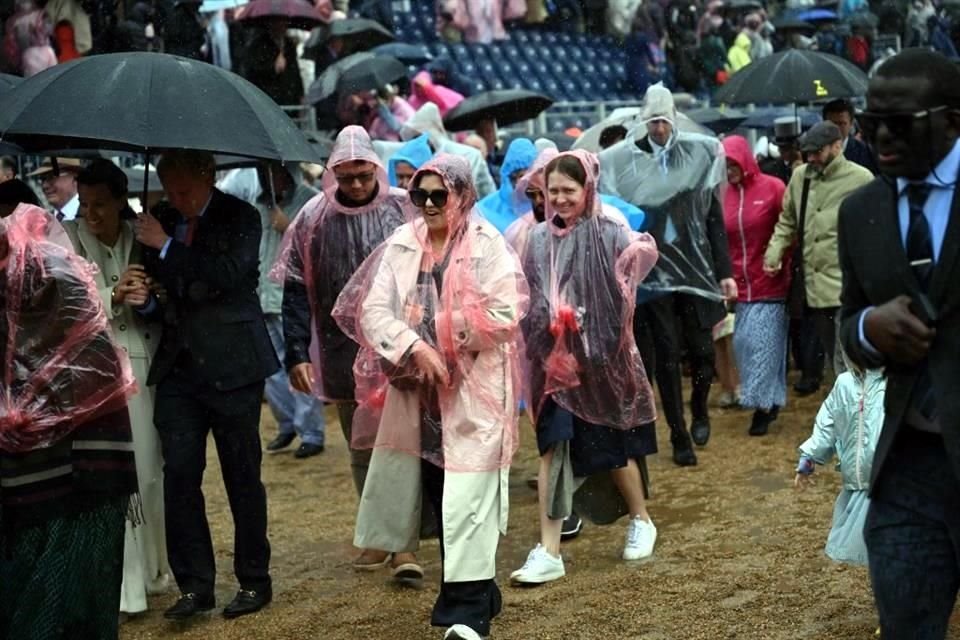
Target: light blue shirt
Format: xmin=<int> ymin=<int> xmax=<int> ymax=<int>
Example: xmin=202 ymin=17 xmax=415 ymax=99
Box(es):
xmin=858 ymin=138 xmax=960 ymax=353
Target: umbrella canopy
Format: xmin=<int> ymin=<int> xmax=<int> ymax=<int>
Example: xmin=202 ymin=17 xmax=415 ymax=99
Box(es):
xmin=443 ymin=90 xmax=554 ymax=132
xmin=199 ymin=0 xmax=247 ymax=11
xmin=306 ymin=51 xmax=375 ymax=104
xmin=372 ymin=42 xmax=432 ymax=66
xmin=0 ymin=74 xmax=22 ymax=94
xmin=0 ymin=52 xmax=321 ymax=163
xmin=335 ymin=55 xmax=406 ymax=96
xmin=797 ymin=8 xmax=837 ymax=20
xmin=234 ymin=0 xmax=328 ymax=30
xmin=726 ymin=0 xmax=763 ymax=11
xmin=713 ymin=49 xmax=868 ymax=106
xmin=303 ymin=17 xmax=394 ymax=59
xmin=771 ymin=16 xmax=817 ymax=32
xmin=572 ymin=107 xmax=713 ymax=152
xmin=683 ymin=107 xmax=748 ymax=133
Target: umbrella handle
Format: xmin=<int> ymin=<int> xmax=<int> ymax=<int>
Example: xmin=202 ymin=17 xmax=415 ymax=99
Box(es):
xmin=139 ymin=153 xmax=150 ymax=217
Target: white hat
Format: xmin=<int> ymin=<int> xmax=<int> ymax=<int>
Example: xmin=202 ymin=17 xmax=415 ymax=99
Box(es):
xmin=640 ymin=82 xmax=677 ymax=125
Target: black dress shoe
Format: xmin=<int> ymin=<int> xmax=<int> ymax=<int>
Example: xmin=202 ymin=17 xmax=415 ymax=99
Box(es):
xmin=672 ymin=446 xmax=698 ymax=466
xmin=266 ymin=433 xmax=296 ymax=452
xmin=163 ymin=593 xmax=215 ymax=620
xmin=792 ymin=378 xmax=821 ymax=396
xmin=560 ymin=512 xmax=583 ymax=541
xmin=222 ymin=588 xmax=272 ymax=619
xmin=294 ymin=442 xmax=324 ymax=458
xmin=748 ymin=408 xmax=777 ymax=436
xmin=690 ymin=418 xmax=711 ymax=446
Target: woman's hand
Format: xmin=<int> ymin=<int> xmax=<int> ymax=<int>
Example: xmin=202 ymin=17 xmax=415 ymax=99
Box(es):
xmin=411 ymin=342 xmax=450 ymax=387
xmin=114 ymin=264 xmax=148 ymax=306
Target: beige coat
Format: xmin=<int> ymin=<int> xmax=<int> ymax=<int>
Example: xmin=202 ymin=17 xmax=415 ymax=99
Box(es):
xmin=764 ymin=155 xmax=873 ymax=309
xmin=354 ymin=218 xmax=521 ymax=583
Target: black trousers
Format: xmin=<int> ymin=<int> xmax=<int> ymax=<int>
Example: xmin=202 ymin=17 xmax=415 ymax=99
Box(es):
xmin=635 ymin=293 xmax=716 ymax=445
xmin=154 ymin=362 xmax=271 ymax=597
xmin=422 ymin=460 xmax=501 ymax=636
xmin=866 ymin=429 xmax=960 ymax=639
xmin=790 ymin=314 xmax=825 ymax=383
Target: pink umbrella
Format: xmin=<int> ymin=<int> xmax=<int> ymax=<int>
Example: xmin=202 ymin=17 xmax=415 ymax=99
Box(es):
xmin=235 ymin=0 xmax=328 ymax=30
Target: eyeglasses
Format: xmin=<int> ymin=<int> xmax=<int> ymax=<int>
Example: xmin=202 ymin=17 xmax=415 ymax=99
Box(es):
xmin=524 ymin=189 xmax=543 ymax=200
xmin=858 ymin=105 xmax=948 ymax=140
xmin=334 ymin=171 xmax=376 ymax=186
xmin=409 ymin=188 xmax=449 ymax=208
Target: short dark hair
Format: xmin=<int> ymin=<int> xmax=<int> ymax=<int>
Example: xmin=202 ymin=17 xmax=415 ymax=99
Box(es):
xmin=0 ymin=156 xmax=16 ymax=175
xmin=822 ymin=99 xmax=855 ymax=120
xmin=157 ymin=149 xmax=216 ymax=179
xmin=0 ymin=178 xmax=41 ymax=208
xmin=77 ymin=159 xmax=129 ymax=199
xmin=599 ymin=125 xmax=628 ymax=149
xmin=875 ymin=48 xmax=960 ymax=109
xmin=544 ymin=155 xmax=588 ymax=188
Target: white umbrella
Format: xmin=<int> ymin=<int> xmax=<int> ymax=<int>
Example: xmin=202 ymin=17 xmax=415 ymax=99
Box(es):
xmin=573 ymin=107 xmax=713 ymax=152
xmin=199 ymin=0 xmax=248 ymax=12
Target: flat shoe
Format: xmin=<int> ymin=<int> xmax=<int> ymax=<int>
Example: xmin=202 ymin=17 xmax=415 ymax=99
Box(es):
xmin=352 ymin=553 xmax=391 ymax=571
xmin=391 ymin=562 xmax=424 ymax=581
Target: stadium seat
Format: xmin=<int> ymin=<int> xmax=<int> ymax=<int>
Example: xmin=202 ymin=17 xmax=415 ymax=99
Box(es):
xmin=514 ymin=60 xmax=531 ymax=76
xmin=543 ymin=32 xmax=558 ymax=44
xmin=450 ymin=43 xmax=470 ymax=61
xmin=503 ymin=44 xmax=521 ymax=60
xmin=528 ymin=31 xmax=543 ymax=44
xmin=512 ymin=30 xmax=529 ymax=43
xmin=460 ymin=60 xmax=477 ymax=75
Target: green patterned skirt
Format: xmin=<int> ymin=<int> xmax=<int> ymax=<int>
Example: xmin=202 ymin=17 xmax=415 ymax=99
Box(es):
xmin=0 ymin=498 xmax=127 ymax=640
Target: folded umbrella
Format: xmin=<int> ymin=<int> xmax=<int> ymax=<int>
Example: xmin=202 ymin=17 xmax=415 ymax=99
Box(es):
xmin=443 ymin=90 xmax=554 ymax=132
xmin=713 ymin=49 xmax=868 ymax=106
xmin=234 ymin=0 xmax=328 ymax=30
xmin=335 ymin=55 xmax=406 ymax=97
xmin=0 ymin=52 xmax=320 ymax=164
xmin=306 ymin=51 xmax=375 ymax=104
xmin=303 ymin=17 xmax=394 ymax=60
xmin=372 ymin=42 xmax=432 ymax=66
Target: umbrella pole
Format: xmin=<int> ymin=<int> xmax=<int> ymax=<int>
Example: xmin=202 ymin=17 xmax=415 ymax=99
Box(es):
xmin=142 ymin=151 xmax=150 ymax=216
xmin=268 ymin=164 xmax=277 ymax=208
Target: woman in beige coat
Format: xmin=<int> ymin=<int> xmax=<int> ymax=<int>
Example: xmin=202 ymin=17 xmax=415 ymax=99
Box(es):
xmin=63 ymin=160 xmax=170 ymax=616
xmin=334 ymin=154 xmax=527 ymax=640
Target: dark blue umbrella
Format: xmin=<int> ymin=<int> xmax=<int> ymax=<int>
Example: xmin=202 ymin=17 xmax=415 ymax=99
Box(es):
xmin=372 ymin=43 xmax=432 ymax=66
xmin=797 ymin=8 xmax=838 ymax=21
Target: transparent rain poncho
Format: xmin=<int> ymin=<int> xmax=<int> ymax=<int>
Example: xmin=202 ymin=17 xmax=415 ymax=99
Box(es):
xmin=598 ymin=127 xmax=727 ymax=300
xmin=522 ymin=150 xmax=659 ymax=428
xmin=332 ymin=154 xmax=530 ymax=472
xmin=0 ymin=204 xmax=136 ymax=453
xmin=504 ymin=146 xmax=557 ymax=262
xmin=273 ymin=125 xmax=409 ymax=401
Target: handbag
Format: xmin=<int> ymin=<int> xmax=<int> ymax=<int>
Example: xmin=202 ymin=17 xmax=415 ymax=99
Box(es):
xmin=787 ymin=176 xmax=812 ymax=319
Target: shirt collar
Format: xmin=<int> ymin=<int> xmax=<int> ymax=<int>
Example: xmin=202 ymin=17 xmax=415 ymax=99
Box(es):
xmin=896 ymin=137 xmax=960 ymax=195
xmin=58 ymin=193 xmax=80 ymax=220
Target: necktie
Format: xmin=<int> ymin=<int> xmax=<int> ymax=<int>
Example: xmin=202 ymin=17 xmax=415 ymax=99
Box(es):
xmin=184 ymin=217 xmax=198 ymax=247
xmin=904 ymin=183 xmax=938 ymax=429
xmin=56 ymin=210 xmax=64 ymax=222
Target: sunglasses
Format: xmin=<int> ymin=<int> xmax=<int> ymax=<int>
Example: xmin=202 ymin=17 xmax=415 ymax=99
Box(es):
xmin=409 ymin=188 xmax=449 ymax=208
xmin=524 ymin=189 xmax=544 ymax=200
xmin=334 ymin=171 xmax=376 ymax=186
xmin=858 ymin=105 xmax=947 ymax=140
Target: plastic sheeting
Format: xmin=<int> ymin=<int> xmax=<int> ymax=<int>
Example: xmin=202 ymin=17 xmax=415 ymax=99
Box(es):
xmin=274 ymin=125 xmax=408 ymax=401
xmin=478 ymin=137 xmax=537 ymax=233
xmin=522 ymin=150 xmax=659 ymax=429
xmin=0 ymin=204 xmax=136 ymax=453
xmin=332 ymin=154 xmax=529 ymax=472
xmin=599 ymin=129 xmax=726 ymax=300
xmin=387 ymin=133 xmax=433 ymax=187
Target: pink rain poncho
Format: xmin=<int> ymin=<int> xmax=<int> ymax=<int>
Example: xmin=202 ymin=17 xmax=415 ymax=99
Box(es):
xmin=275 ymin=125 xmax=408 ymax=401
xmin=504 ymin=147 xmax=557 ymax=261
xmin=408 ymin=70 xmax=465 ymax=118
xmin=0 ymin=204 xmax=136 ymax=453
xmin=521 ymin=150 xmax=659 ymax=429
xmin=332 ymin=154 xmax=529 ymax=472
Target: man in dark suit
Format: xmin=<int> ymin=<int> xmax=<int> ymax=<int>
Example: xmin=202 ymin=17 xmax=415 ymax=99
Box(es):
xmin=134 ymin=150 xmax=278 ymax=621
xmin=823 ymin=98 xmax=878 ymax=175
xmin=838 ymin=49 xmax=960 ymax=639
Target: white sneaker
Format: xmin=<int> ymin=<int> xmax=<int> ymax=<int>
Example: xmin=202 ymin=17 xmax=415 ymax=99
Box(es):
xmin=623 ymin=516 xmax=657 ymax=561
xmin=444 ymin=624 xmax=486 ymax=640
xmin=510 ymin=544 xmax=565 ymax=584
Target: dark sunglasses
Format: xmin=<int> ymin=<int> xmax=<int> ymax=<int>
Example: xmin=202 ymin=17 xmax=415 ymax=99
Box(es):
xmin=858 ymin=105 xmax=947 ymax=140
xmin=335 ymin=171 xmax=375 ymax=186
xmin=524 ymin=189 xmax=543 ymax=200
xmin=409 ymin=188 xmax=449 ymax=208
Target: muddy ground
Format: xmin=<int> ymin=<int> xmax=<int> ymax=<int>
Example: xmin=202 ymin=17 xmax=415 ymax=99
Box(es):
xmin=121 ymin=376 xmax=959 ymax=640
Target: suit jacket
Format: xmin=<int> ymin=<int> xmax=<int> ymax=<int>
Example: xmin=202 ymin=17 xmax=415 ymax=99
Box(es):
xmin=838 ymin=176 xmax=960 ymax=486
xmin=141 ymin=188 xmax=279 ymax=391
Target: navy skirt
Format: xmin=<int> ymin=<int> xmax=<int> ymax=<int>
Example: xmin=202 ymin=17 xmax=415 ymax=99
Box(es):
xmin=536 ymin=398 xmax=658 ymax=477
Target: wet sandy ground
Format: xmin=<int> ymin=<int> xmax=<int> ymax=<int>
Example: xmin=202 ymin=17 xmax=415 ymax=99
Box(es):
xmin=121 ymin=377 xmax=960 ymax=640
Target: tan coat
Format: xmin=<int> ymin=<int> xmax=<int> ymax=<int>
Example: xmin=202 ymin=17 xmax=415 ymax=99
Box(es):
xmin=764 ymin=155 xmax=873 ymax=309
xmin=354 ymin=218 xmax=521 ymax=583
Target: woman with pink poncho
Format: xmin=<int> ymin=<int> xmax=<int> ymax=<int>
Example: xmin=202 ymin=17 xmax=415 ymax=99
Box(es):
xmin=510 ymin=150 xmax=661 ymax=587
xmin=333 ymin=154 xmax=528 ymax=640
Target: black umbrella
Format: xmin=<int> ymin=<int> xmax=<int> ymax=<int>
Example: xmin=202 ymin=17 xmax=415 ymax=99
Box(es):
xmin=303 ymin=17 xmax=394 ymax=59
xmin=335 ymin=55 xmax=406 ymax=96
xmin=713 ymin=49 xmax=868 ymax=106
xmin=443 ymin=90 xmax=554 ymax=132
xmin=684 ymin=107 xmax=748 ymax=133
xmin=372 ymin=42 xmax=433 ymax=66
xmin=0 ymin=52 xmax=320 ymax=163
xmin=0 ymin=74 xmax=22 ymax=94
xmin=306 ymin=51 xmax=375 ymax=104
xmin=771 ymin=16 xmax=817 ymax=32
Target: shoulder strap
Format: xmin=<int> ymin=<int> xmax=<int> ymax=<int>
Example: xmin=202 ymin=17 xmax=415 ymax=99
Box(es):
xmin=796 ymin=176 xmax=812 ymax=255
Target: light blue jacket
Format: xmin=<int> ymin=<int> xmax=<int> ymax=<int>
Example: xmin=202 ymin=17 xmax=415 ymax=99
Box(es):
xmin=478 ymin=138 xmax=537 ymax=233
xmin=799 ymin=369 xmax=886 ymax=491
xmin=388 ymin=134 xmax=433 ymax=187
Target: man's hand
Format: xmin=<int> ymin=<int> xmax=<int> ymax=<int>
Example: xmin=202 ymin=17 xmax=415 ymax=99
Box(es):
xmin=275 ymin=51 xmax=287 ymax=75
xmin=719 ymin=277 xmax=738 ymax=301
xmin=411 ymin=342 xmax=450 ymax=387
xmin=863 ymin=295 xmax=935 ymax=365
xmin=290 ymin=363 xmax=315 ymax=394
xmin=270 ymin=206 xmax=290 ymax=233
xmin=134 ymin=213 xmax=170 ymax=250
xmin=763 ymin=260 xmax=782 ymax=276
